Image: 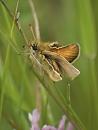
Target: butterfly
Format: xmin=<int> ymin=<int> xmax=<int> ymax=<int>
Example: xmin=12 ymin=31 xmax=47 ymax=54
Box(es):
xmin=28 ymin=41 xmax=80 ymax=82
xmin=0 ymin=0 xmax=80 ymax=82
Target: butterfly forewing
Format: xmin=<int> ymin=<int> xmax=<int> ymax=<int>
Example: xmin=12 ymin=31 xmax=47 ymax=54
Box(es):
xmin=49 ymin=44 xmax=80 ymax=63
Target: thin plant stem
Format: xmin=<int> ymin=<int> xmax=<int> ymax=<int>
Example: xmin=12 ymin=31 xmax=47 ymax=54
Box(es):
xmin=67 ymin=82 xmax=71 ymax=106
xmin=10 ymin=0 xmax=20 ymax=38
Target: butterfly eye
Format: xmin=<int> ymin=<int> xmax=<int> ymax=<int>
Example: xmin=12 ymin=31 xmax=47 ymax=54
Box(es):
xmin=32 ymin=44 xmax=38 ymax=51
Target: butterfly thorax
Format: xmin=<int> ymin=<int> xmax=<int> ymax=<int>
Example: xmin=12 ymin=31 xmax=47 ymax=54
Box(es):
xmin=31 ymin=42 xmax=51 ymax=53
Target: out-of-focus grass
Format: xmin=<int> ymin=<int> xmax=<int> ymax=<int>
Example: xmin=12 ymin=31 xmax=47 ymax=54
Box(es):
xmin=74 ymin=1 xmax=98 ymax=130
xmin=0 ymin=0 xmax=98 ymax=130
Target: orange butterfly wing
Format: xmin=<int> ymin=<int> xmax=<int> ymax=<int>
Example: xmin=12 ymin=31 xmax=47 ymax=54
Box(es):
xmin=50 ymin=44 xmax=80 ymax=63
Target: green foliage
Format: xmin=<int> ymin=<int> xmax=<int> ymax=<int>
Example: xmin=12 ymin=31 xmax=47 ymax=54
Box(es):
xmin=0 ymin=0 xmax=98 ymax=130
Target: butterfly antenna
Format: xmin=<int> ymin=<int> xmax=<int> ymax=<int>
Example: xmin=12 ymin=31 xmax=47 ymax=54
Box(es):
xmin=29 ymin=24 xmax=36 ymax=41
xmin=28 ymin=0 xmax=41 ymax=41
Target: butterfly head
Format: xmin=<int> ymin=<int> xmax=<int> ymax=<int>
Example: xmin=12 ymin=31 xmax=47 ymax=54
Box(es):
xmin=31 ymin=43 xmax=38 ymax=51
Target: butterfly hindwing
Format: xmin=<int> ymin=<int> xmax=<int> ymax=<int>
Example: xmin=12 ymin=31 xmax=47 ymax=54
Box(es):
xmin=43 ymin=50 xmax=80 ymax=80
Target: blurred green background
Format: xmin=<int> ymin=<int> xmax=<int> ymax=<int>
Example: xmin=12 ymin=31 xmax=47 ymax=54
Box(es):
xmin=0 ymin=0 xmax=98 ymax=130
